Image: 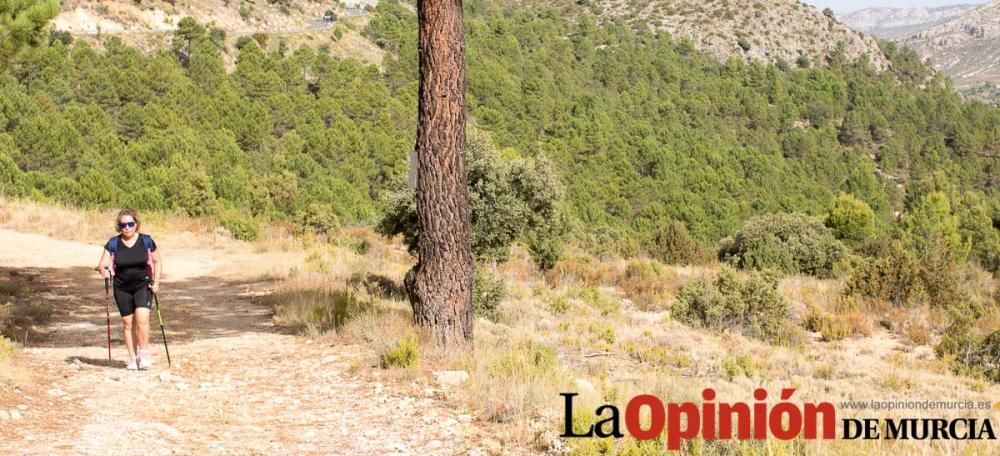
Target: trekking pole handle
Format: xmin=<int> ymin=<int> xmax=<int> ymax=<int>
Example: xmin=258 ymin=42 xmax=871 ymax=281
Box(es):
xmin=103 ymin=266 xmax=110 ymax=292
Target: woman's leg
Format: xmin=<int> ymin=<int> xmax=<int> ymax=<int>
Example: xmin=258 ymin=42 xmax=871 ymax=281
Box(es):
xmin=134 ymin=308 xmax=151 ymax=350
xmin=121 ymin=314 xmax=136 ymax=362
xmin=113 ymin=287 xmax=137 ymax=364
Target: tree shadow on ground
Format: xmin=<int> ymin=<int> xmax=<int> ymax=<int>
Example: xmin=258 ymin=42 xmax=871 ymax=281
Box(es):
xmin=65 ymin=356 xmax=128 ymax=369
xmin=1 ymin=266 xmax=291 ymax=350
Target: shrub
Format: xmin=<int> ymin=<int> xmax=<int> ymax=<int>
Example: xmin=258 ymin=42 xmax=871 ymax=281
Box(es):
xmin=672 ymin=267 xmax=791 ymax=343
xmin=618 ymin=260 xmax=677 ymax=311
xmin=547 ymin=295 xmax=570 ymax=314
xmin=826 ymin=193 xmax=876 ymax=245
xmin=379 ymin=334 xmax=419 ymax=368
xmin=901 ymin=192 xmax=970 ymax=264
xmin=220 ymin=213 xmax=259 ymax=241
xmin=719 ymin=213 xmax=845 ymax=277
xmin=721 ymin=355 xmax=759 ymax=380
xmin=472 ymin=266 xmax=506 ymax=321
xmin=208 ymin=27 xmax=226 ymax=49
xmin=803 ymin=305 xmax=852 ymax=341
xmin=645 ymin=220 xmax=708 ymax=265
xmin=377 ymin=128 xmax=564 ymax=265
xmin=587 ymin=321 xmax=616 ymax=349
xmin=49 ymin=30 xmax=73 ymax=46
xmin=575 ymin=287 xmax=620 ymax=316
xmin=526 ymin=212 xmax=568 ymax=272
xmin=960 ymin=331 xmax=1000 ymax=382
xmin=297 ymin=202 xmax=339 ymax=236
xmin=845 ymin=239 xmax=964 ymax=309
xmin=235 ymin=36 xmax=255 ymax=50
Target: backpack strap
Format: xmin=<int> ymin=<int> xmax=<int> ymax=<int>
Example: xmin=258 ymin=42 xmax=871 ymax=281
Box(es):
xmin=107 ymin=236 xmax=119 ymax=275
xmin=142 ymin=234 xmax=155 ymax=283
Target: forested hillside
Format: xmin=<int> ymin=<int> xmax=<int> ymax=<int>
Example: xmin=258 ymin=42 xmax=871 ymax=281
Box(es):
xmin=2 ymin=0 xmax=1000 ymax=258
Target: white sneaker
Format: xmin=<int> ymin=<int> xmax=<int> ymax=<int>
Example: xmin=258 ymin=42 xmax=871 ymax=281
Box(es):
xmin=138 ymin=349 xmax=153 ymax=370
xmin=126 ymin=357 xmax=138 ymax=370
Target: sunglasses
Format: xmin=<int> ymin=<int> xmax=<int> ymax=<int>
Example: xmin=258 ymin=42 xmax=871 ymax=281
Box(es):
xmin=119 ymin=221 xmax=136 ymax=229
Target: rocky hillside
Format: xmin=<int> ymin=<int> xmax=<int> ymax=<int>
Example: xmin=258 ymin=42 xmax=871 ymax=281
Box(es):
xmin=587 ymin=0 xmax=890 ymax=70
xmin=49 ymin=0 xmax=383 ymax=67
xmin=901 ymin=0 xmax=1000 ymax=91
xmin=839 ymin=4 xmax=981 ymax=39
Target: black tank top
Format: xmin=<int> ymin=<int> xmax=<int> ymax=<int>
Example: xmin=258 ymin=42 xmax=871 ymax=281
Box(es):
xmin=110 ymin=235 xmax=151 ymax=291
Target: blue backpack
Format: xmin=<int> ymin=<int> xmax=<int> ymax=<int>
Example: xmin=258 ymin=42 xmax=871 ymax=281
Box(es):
xmin=107 ymin=234 xmax=155 ymax=279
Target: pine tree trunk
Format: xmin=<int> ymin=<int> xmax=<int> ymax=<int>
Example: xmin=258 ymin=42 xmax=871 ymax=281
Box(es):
xmin=404 ymin=0 xmax=473 ymax=347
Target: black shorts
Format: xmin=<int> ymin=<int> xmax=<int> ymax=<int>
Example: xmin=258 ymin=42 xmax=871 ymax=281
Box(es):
xmin=113 ymin=286 xmax=151 ymax=317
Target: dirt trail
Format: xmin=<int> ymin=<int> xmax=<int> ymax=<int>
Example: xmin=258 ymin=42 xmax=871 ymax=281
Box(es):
xmin=0 ymin=230 xmax=479 ymax=455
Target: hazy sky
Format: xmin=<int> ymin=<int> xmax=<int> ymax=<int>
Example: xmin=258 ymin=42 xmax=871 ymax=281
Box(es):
xmin=802 ymin=0 xmax=988 ymax=14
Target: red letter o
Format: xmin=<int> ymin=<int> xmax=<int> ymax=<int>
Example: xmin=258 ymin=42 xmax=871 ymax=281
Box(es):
xmin=625 ymin=395 xmax=665 ymax=440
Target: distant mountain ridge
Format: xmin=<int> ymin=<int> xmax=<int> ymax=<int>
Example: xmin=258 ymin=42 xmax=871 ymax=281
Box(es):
xmin=838 ymin=4 xmax=982 ymax=39
xmin=900 ymin=0 xmax=1000 ymax=92
xmin=579 ymin=0 xmax=891 ymax=70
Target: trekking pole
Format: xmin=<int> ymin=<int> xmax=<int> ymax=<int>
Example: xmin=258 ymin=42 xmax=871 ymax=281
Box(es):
xmin=104 ymin=266 xmax=112 ymax=369
xmin=151 ymin=289 xmax=172 ymax=367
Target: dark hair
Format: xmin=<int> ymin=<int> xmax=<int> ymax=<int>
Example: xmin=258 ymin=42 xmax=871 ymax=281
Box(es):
xmin=115 ymin=208 xmax=142 ymax=233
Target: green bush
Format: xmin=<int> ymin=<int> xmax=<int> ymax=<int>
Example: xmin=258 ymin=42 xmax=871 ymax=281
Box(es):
xmin=719 ymin=213 xmax=845 ymax=277
xmin=672 ymin=267 xmax=791 ymax=343
xmin=721 ymin=355 xmax=758 ymax=380
xmin=959 ymin=330 xmax=1000 ymax=382
xmin=940 ymin=320 xmax=1000 ymax=383
xmin=645 ymin=220 xmax=708 ymax=265
xmin=575 ymin=287 xmax=620 ymax=316
xmin=845 ymin=239 xmax=964 ymax=309
xmin=379 ymin=334 xmax=419 ymax=368
xmin=844 ymin=241 xmax=924 ymax=307
xmin=376 ymin=128 xmax=564 ymax=265
xmin=547 ymin=295 xmax=570 ymax=314
xmin=472 ymin=266 xmax=506 ymax=321
xmin=901 ymin=192 xmax=970 ymax=264
xmin=297 ymin=202 xmax=339 ymax=236
xmin=826 ymin=193 xmax=876 ymax=245
xmin=221 ymin=213 xmax=260 ymax=241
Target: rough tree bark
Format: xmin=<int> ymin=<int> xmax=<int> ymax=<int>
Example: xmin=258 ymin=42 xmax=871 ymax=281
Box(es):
xmin=403 ymin=0 xmax=473 ymax=347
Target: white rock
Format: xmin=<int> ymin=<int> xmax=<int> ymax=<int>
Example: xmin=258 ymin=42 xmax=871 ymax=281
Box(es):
xmin=175 ymin=383 xmax=189 ymax=391
xmin=10 ymin=409 xmax=21 ymax=420
xmin=47 ymin=388 xmax=64 ymax=397
xmin=374 ymin=382 xmax=383 ymax=394
xmin=423 ymin=387 xmax=435 ymax=398
xmin=17 ymin=405 xmax=27 ymax=411
xmin=458 ymin=414 xmax=472 ymax=422
xmin=159 ymin=373 xmax=173 ymax=382
xmin=434 ymin=370 xmax=470 ymax=386
xmin=304 ymin=430 xmax=316 ymax=440
xmin=574 ymin=378 xmax=595 ymax=392
xmin=323 ymin=355 xmax=338 ymax=363
xmin=0 ymin=410 xmax=9 ymax=420
xmin=429 ymin=440 xmax=442 ymax=448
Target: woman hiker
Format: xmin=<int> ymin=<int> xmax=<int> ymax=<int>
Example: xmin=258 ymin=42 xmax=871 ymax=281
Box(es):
xmin=95 ymin=208 xmax=163 ymax=370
